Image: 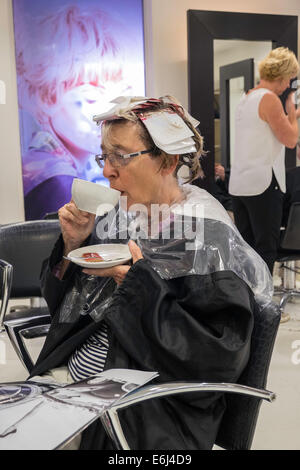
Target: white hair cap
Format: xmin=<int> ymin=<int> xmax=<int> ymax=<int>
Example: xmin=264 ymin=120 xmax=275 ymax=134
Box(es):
xmin=93 ymin=96 xmax=200 ymax=155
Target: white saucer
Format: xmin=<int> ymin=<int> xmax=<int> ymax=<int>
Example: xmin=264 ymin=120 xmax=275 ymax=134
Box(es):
xmin=67 ymin=244 xmax=132 ymax=269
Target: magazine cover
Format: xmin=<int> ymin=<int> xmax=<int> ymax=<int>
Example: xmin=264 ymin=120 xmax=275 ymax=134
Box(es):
xmin=0 ymin=369 xmax=158 ymax=450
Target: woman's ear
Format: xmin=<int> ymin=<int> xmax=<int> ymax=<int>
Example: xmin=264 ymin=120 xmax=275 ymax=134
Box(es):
xmin=161 ymin=154 xmax=180 ymax=175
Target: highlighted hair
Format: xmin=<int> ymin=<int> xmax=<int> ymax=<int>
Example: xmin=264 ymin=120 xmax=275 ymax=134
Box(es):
xmin=101 ymin=96 xmax=205 ymax=183
xmin=259 ymin=47 xmax=299 ymax=81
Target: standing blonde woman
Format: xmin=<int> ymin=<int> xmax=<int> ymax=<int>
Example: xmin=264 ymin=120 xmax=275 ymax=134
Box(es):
xmin=229 ymin=47 xmax=300 ymax=278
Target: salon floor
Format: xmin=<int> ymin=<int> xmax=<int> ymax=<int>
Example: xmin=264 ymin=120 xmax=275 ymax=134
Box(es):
xmin=0 ymin=265 xmax=300 ymax=451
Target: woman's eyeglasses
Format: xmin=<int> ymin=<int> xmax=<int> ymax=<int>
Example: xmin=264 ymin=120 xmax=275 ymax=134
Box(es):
xmin=95 ymin=148 xmax=154 ymax=168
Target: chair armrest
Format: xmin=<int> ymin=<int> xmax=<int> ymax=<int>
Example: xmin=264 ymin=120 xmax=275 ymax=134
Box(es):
xmin=0 ymin=259 xmax=13 ymax=330
xmin=4 ymin=312 xmax=51 ymax=372
xmin=100 ymin=382 xmax=276 ymax=450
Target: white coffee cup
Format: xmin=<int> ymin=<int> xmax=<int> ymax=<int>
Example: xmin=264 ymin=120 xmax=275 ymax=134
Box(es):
xmin=71 ymin=178 xmax=120 ymax=216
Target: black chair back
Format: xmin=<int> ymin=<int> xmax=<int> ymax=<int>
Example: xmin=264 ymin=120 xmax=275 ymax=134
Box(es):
xmin=280 ymin=202 xmax=300 ymax=251
xmin=0 ymin=220 xmax=61 ymax=298
xmin=215 ymin=301 xmax=281 ymax=450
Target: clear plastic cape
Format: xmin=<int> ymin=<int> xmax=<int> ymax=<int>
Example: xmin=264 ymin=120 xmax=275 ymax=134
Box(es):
xmin=58 ymin=184 xmax=273 ymax=323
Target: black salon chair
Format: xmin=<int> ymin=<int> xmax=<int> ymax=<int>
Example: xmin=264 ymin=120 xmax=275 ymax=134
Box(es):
xmin=275 ymin=202 xmax=300 ymax=316
xmin=101 ymin=301 xmax=280 ymax=450
xmin=0 ymin=220 xmax=61 ymax=372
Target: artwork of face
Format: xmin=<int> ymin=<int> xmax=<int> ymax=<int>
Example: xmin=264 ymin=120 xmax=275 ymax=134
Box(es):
xmin=50 ymin=84 xmax=103 ymax=157
xmin=51 ymin=81 xmax=133 ymax=157
xmin=13 ymin=0 xmax=145 ymax=219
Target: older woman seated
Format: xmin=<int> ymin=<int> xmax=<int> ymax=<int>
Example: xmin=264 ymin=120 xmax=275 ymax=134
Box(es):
xmin=30 ymin=96 xmax=273 ymax=450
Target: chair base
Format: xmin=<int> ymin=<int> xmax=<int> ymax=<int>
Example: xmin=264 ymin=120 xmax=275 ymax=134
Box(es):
xmin=280 ymin=312 xmax=291 ymax=324
xmin=274 ymin=287 xmax=300 ymax=317
xmin=273 ymin=260 xmax=300 ymax=318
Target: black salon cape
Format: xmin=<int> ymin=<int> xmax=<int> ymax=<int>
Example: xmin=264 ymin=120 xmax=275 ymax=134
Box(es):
xmin=30 ymin=236 xmax=255 ymax=450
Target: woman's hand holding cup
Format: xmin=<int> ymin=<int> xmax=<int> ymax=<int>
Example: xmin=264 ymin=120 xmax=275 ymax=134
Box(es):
xmin=58 ymin=200 xmax=95 ymax=254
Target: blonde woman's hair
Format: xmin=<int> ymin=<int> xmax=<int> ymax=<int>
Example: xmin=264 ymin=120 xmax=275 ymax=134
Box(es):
xmin=259 ymin=47 xmax=299 ymax=81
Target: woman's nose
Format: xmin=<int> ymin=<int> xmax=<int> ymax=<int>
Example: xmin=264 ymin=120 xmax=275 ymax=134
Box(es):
xmin=103 ymin=158 xmax=118 ymax=179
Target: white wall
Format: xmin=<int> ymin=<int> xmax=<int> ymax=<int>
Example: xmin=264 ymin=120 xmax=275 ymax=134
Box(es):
xmin=0 ymin=0 xmax=24 ymax=224
xmin=1 ymin=0 xmax=300 ymax=223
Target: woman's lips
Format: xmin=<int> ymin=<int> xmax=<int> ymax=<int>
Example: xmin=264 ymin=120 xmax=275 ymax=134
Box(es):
xmin=110 ymin=187 xmax=126 ymax=197
xmin=115 ymin=188 xmax=125 ymax=195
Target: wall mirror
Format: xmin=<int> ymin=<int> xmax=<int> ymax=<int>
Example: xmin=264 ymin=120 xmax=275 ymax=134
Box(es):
xmin=187 ymin=10 xmax=298 ymax=191
xmin=214 ymin=40 xmax=272 ymax=167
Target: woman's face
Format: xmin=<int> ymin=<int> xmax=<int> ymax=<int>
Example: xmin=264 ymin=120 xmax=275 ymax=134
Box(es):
xmin=50 ymin=84 xmax=105 ymax=157
xmin=276 ymin=76 xmax=292 ymax=95
xmin=102 ymin=122 xmax=165 ymax=211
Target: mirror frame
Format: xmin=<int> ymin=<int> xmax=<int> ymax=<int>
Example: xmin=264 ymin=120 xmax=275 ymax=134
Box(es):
xmin=187 ymin=10 xmax=298 ymax=192
xmin=219 ymin=58 xmax=254 ymax=168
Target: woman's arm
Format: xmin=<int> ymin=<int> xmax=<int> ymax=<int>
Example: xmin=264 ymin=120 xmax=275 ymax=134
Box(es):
xmin=57 ymin=201 xmax=95 ymax=279
xmin=259 ymin=92 xmax=298 ymax=148
xmin=40 ymin=234 xmax=79 ymax=316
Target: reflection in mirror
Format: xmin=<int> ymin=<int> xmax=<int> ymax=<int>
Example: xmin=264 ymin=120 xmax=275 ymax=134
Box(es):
xmin=214 ymin=40 xmax=272 ymax=168
xmin=229 ymin=77 xmax=244 ymax=165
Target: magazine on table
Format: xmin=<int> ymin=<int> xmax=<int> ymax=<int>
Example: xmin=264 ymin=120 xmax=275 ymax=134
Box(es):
xmin=0 ymin=368 xmax=158 ymax=450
